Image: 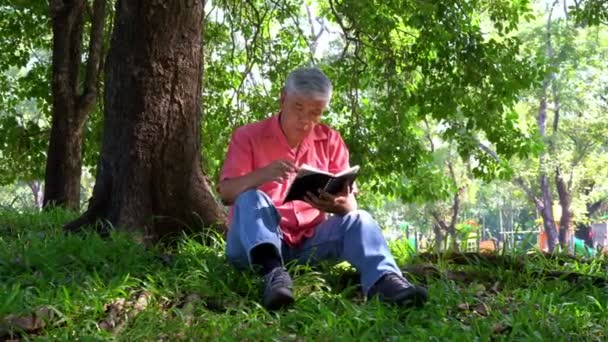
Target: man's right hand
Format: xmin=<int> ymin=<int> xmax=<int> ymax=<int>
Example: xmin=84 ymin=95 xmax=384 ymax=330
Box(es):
xmin=257 ymin=160 xmax=298 ymax=184
xmin=218 ymin=159 xmax=297 ymax=205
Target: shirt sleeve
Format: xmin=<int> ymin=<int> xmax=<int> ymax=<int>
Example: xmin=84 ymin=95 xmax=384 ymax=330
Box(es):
xmin=220 ymin=128 xmax=254 ymax=181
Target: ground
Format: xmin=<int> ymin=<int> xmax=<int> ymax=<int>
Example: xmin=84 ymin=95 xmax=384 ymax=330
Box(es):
xmin=0 ymin=210 xmax=607 ymax=341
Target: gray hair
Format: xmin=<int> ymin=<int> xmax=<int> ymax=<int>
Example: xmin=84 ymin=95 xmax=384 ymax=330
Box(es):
xmin=284 ymin=67 xmax=332 ymax=100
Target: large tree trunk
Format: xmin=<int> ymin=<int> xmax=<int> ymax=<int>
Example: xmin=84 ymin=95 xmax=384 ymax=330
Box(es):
xmin=44 ymin=0 xmax=106 ymax=210
xmin=65 ymin=0 xmax=226 ymax=242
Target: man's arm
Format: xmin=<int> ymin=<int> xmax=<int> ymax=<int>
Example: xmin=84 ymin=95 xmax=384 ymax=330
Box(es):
xmin=218 ymin=160 xmax=297 ymax=205
xmin=218 ymin=170 xmax=265 ymax=206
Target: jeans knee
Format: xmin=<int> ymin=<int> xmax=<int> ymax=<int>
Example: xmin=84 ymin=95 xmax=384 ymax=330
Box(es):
xmin=344 ymin=210 xmax=379 ymax=232
xmin=234 ymin=189 xmax=259 ymax=206
xmin=355 ymin=210 xmax=374 ymax=223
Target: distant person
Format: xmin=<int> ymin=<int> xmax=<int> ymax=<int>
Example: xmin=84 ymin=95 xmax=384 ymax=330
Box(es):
xmin=217 ymin=67 xmax=428 ymax=310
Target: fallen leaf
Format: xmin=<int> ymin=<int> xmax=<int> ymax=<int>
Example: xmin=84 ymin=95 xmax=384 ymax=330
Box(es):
xmin=0 ymin=305 xmax=55 ymax=335
xmin=491 ymin=281 xmax=501 ymax=294
xmin=492 ymin=322 xmax=512 ymax=334
xmin=457 ymin=303 xmax=469 ymax=311
xmin=6 ymin=313 xmax=45 ymax=330
xmin=403 ymin=263 xmax=441 ymax=278
xmin=181 ymin=294 xmax=201 ymax=309
xmin=179 ymin=294 xmax=203 ymax=326
xmin=447 ymin=271 xmax=470 ymax=282
xmin=473 ymin=303 xmax=489 ymax=316
xmin=98 ymin=298 xmax=126 ymax=331
xmin=133 ymin=292 xmax=151 ymax=311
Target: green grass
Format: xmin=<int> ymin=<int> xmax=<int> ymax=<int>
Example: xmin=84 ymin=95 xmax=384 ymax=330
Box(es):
xmin=1 ymin=209 xmax=607 ymax=341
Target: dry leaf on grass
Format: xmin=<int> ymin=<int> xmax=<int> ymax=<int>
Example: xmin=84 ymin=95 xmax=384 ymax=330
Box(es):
xmin=457 ymin=303 xmax=470 ymax=311
xmin=178 ymin=294 xmax=202 ymax=326
xmin=473 ymin=303 xmax=490 ymax=316
xmin=491 ymin=281 xmax=501 ymax=294
xmin=446 ymin=271 xmax=470 ymax=282
xmin=403 ymin=263 xmax=441 ymax=278
xmin=98 ymin=298 xmax=126 ymax=331
xmin=492 ymin=322 xmax=512 ymax=335
xmin=98 ymin=291 xmax=152 ymax=335
xmin=0 ymin=306 xmax=62 ymax=340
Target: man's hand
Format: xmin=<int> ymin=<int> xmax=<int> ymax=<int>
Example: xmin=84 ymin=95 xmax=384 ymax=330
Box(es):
xmin=218 ymin=159 xmax=296 ymax=205
xmin=256 ymin=160 xmax=297 ymax=184
xmin=304 ymin=186 xmax=357 ymax=215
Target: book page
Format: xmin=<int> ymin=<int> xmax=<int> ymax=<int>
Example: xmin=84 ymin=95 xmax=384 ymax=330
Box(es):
xmin=295 ymin=164 xmax=335 ymax=178
xmin=335 ymin=165 xmax=360 ymax=177
xmin=295 ymin=164 xmax=360 ymax=179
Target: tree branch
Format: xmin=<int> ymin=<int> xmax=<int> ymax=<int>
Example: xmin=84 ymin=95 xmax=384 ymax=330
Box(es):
xmin=78 ymin=0 xmax=106 ymax=127
xmin=305 ymin=4 xmax=324 ymax=58
xmin=477 ymin=141 xmax=501 ymax=163
xmin=431 ymin=211 xmax=448 ymax=232
xmin=588 ymin=198 xmax=607 ymax=217
xmin=423 ymin=117 xmax=435 ymax=153
xmin=447 ymin=161 xmax=461 ymax=228
xmin=474 ymin=141 xmax=543 ymax=209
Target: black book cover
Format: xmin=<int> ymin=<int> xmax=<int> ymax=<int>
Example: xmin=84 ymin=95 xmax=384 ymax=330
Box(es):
xmin=283 ymin=164 xmax=359 ymax=203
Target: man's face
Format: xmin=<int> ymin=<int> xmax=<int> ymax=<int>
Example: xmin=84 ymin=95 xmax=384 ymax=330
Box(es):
xmin=280 ymin=90 xmax=329 ymax=143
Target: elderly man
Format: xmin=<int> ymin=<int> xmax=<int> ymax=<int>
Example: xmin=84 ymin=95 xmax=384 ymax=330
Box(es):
xmin=218 ymin=67 xmax=428 ymax=310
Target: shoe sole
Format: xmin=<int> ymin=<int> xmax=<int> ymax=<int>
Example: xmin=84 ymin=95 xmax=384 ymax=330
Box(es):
xmin=392 ymin=288 xmax=428 ymax=307
xmin=263 ymin=288 xmax=295 ymax=311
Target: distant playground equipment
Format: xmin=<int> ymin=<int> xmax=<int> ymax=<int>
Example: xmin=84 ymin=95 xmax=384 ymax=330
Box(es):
xmin=538 ymin=221 xmax=606 ymax=256
xmin=391 ymin=217 xmax=607 ymax=255
xmin=591 ymin=222 xmax=608 ymax=251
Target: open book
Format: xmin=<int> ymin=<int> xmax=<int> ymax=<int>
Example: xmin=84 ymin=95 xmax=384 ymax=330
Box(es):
xmin=283 ymin=164 xmax=360 ymax=203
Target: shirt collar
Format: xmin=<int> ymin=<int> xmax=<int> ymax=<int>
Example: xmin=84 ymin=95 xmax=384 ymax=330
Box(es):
xmin=264 ymin=113 xmax=328 ymax=141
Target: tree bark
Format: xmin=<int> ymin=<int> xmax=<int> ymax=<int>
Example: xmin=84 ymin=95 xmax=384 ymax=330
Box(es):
xmin=27 ymin=180 xmax=44 ymax=209
xmin=538 ymin=92 xmax=559 ymax=252
xmin=65 ymin=0 xmax=226 ymax=242
xmin=430 ymin=161 xmax=462 ymax=251
xmin=556 ymin=167 xmax=572 ymax=247
xmin=536 ymin=0 xmax=560 ymax=252
xmin=432 ymin=223 xmax=445 ymax=251
xmin=44 ymin=0 xmax=107 ymax=210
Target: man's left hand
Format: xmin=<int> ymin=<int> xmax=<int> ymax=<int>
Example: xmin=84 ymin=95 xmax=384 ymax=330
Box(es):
xmin=304 ymin=188 xmax=357 ymax=215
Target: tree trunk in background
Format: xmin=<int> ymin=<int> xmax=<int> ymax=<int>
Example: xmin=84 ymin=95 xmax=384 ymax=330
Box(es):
xmin=538 ymin=93 xmax=559 ymax=252
xmin=556 ymin=167 xmax=572 ymax=247
xmin=44 ymin=0 xmax=106 ymax=211
xmin=432 ymin=223 xmax=444 ymax=251
xmin=549 ymin=45 xmax=572 ymax=249
xmin=536 ymin=2 xmax=560 ymax=252
xmin=27 ymin=181 xmax=44 ymax=209
xmin=65 ymin=0 xmax=226 ymax=242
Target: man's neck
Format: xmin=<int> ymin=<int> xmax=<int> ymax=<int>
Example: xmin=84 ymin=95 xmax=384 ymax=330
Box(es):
xmin=278 ymin=113 xmax=302 ymax=148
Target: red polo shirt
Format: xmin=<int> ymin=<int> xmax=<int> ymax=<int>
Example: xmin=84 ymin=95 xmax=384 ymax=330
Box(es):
xmin=220 ymin=114 xmax=353 ymax=246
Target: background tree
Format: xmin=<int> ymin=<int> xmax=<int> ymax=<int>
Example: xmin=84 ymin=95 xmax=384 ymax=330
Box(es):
xmin=512 ymin=0 xmax=608 ymax=252
xmin=44 ymin=0 xmax=107 ymax=210
xmin=65 ymin=0 xmax=226 ymax=242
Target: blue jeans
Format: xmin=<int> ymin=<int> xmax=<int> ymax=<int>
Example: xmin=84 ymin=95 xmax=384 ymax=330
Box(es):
xmin=226 ymin=189 xmax=402 ymax=295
